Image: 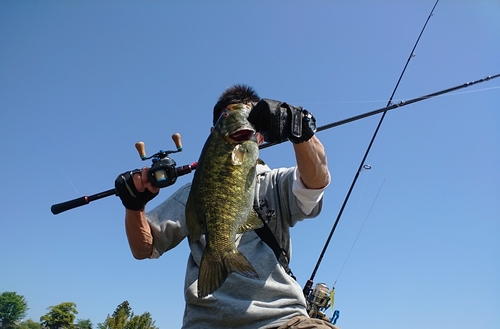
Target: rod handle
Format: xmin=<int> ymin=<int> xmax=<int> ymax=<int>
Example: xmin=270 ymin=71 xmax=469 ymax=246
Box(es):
xmin=51 ymin=196 xmax=90 ymax=215
xmin=51 ymin=188 xmax=116 ymax=215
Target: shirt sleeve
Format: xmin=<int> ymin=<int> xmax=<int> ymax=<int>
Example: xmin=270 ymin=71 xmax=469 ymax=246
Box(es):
xmin=145 ymin=183 xmax=191 ymax=257
xmin=292 ymin=167 xmax=329 ymax=215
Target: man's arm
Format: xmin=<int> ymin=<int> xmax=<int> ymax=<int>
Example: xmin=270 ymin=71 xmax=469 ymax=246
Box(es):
xmin=125 ymin=209 xmax=153 ymax=259
xmin=293 ymin=135 xmax=330 ymax=189
xmin=118 ymin=167 xmax=159 ymax=259
xmin=248 ymin=99 xmax=330 ymax=189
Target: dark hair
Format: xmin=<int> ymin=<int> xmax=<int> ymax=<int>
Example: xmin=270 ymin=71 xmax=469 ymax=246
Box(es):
xmin=212 ymin=84 xmax=260 ymax=126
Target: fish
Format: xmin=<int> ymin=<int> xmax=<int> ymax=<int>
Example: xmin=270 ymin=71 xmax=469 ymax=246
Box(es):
xmin=186 ymin=103 xmax=263 ymax=298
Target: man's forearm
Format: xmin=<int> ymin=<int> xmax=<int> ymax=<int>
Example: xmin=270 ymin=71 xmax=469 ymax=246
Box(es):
xmin=125 ymin=209 xmax=154 ymax=259
xmin=293 ymin=136 xmax=330 ymax=189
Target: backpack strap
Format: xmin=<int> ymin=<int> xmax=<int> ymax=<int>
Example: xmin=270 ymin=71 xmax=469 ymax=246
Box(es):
xmin=253 ymin=206 xmax=296 ymax=280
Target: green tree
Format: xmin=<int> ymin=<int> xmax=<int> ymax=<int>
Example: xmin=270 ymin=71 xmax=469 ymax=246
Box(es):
xmin=98 ymin=301 xmax=130 ymax=329
xmin=75 ymin=319 xmax=92 ymax=329
xmin=39 ymin=302 xmax=78 ymax=329
xmin=97 ymin=302 xmax=156 ymax=329
xmin=0 ymin=291 xmax=29 ymax=329
xmin=124 ymin=313 xmax=157 ymax=329
xmin=18 ymin=319 xmax=41 ymax=329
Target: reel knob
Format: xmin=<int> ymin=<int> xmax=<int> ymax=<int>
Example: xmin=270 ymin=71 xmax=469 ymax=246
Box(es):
xmin=172 ymin=133 xmax=182 ymax=150
xmin=135 ymin=141 xmax=147 ymax=159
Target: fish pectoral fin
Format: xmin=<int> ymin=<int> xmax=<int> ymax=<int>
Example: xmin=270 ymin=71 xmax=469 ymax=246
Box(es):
xmin=237 ymin=209 xmax=264 ymax=234
xmin=231 ymin=144 xmax=246 ymax=165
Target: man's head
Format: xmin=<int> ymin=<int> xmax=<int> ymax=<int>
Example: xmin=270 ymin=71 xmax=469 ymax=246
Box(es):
xmin=213 ymin=84 xmax=260 ymax=126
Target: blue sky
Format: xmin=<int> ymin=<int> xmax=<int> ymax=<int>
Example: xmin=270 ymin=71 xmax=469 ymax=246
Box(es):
xmin=1 ymin=1 xmax=499 ymax=328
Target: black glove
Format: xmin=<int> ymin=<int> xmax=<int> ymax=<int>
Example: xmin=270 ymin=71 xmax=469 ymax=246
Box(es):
xmin=115 ymin=170 xmax=158 ymax=211
xmin=248 ymin=99 xmax=316 ymax=144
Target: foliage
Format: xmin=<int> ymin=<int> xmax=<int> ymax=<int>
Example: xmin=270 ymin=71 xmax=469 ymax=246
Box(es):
xmin=111 ymin=302 xmax=131 ymax=321
xmin=0 ymin=292 xmax=29 ymax=329
xmin=75 ymin=319 xmax=93 ymax=329
xmin=98 ymin=301 xmax=130 ymax=329
xmin=1 ymin=294 xmax=156 ymax=329
xmin=18 ymin=319 xmax=41 ymax=329
xmin=39 ymin=302 xmax=78 ymax=329
xmin=123 ymin=313 xmax=156 ymax=329
xmin=97 ymin=302 xmax=157 ymax=329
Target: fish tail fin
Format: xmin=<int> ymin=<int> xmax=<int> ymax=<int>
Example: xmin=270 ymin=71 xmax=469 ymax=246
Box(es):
xmin=198 ymin=248 xmax=259 ymax=298
xmin=224 ymin=250 xmax=259 ymax=280
xmin=198 ymin=248 xmax=226 ymax=298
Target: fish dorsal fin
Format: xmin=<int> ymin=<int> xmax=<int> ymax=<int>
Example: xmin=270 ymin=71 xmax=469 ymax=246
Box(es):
xmin=237 ymin=209 xmax=264 ymax=234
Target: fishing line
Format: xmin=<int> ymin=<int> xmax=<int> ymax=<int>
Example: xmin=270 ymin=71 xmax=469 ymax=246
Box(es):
xmin=352 ymin=165 xmax=371 ymax=232
xmin=432 ymin=85 xmax=500 ymax=97
xmin=302 ymin=0 xmax=441 ymax=293
xmin=300 ymin=85 xmax=500 ymax=106
xmin=65 ymin=173 xmax=80 ymax=195
xmin=333 ymin=177 xmax=387 ymax=288
xmin=58 ymin=163 xmax=80 ymax=195
xmin=329 ymin=166 xmax=372 ymax=284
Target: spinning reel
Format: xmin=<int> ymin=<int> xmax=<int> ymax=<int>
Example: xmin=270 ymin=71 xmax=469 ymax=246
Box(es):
xmin=304 ymin=282 xmax=340 ymax=325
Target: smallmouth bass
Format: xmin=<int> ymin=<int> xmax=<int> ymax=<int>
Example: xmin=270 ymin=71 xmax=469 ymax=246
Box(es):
xmin=186 ymin=103 xmax=263 ymax=298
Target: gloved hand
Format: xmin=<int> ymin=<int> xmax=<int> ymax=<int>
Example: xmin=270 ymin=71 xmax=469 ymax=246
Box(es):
xmin=115 ymin=169 xmax=159 ymax=211
xmin=248 ymin=99 xmax=316 ymax=144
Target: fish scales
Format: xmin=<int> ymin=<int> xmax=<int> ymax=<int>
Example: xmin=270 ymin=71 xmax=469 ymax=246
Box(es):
xmin=186 ymin=103 xmax=263 ymax=298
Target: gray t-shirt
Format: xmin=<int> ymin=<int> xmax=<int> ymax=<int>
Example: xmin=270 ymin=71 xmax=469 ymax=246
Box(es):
xmin=146 ymin=164 xmax=323 ymax=329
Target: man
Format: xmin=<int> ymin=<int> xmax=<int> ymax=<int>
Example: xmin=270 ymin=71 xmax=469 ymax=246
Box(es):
xmin=115 ymin=85 xmax=337 ymax=329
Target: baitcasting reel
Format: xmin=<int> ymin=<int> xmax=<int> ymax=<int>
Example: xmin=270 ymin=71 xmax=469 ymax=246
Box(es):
xmin=135 ymin=133 xmax=185 ymax=188
xmin=50 ymin=133 xmax=196 ymax=215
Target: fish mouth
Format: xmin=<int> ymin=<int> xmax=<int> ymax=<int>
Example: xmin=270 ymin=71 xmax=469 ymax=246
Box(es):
xmin=229 ymin=129 xmax=255 ymax=142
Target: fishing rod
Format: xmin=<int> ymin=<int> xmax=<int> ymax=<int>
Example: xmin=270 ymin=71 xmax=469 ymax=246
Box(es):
xmin=300 ymin=0 xmax=440 ymax=317
xmin=261 ymin=73 xmax=500 ymax=151
xmin=317 ymin=74 xmax=500 ymax=133
xmin=260 ymin=73 xmax=500 ymax=317
xmin=52 ymin=73 xmax=499 ymax=216
xmin=51 ymin=134 xmax=197 ymax=215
